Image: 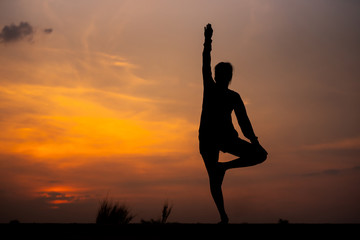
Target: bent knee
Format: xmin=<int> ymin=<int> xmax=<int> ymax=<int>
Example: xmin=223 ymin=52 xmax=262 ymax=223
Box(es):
xmin=255 ymin=151 xmax=267 ymax=164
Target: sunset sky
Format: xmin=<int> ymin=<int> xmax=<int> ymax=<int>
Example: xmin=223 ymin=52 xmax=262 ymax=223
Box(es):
xmin=0 ymin=0 xmax=359 ymax=223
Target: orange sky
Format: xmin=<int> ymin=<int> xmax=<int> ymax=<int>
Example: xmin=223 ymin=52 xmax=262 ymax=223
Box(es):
xmin=0 ymin=0 xmax=360 ymax=223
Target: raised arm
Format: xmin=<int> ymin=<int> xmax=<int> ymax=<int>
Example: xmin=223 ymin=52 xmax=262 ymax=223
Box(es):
xmin=202 ymin=24 xmax=215 ymax=88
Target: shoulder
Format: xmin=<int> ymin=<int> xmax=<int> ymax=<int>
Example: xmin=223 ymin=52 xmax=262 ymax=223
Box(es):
xmin=228 ymin=89 xmax=245 ymax=108
xmin=228 ymin=89 xmax=241 ymax=100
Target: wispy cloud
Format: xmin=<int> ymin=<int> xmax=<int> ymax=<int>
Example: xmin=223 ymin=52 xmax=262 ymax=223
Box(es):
xmin=302 ymin=136 xmax=360 ymax=151
xmin=303 ymin=165 xmax=360 ymax=177
xmin=38 ymin=186 xmax=90 ymax=209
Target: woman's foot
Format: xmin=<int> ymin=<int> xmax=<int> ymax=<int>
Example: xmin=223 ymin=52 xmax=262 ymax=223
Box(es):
xmin=218 ymin=215 xmax=229 ymax=224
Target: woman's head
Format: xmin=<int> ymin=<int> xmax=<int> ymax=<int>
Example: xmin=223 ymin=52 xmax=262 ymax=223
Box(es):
xmin=214 ymin=62 xmax=233 ymax=89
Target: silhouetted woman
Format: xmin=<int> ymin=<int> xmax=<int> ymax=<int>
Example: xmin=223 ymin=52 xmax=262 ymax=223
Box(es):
xmin=199 ymin=24 xmax=268 ymax=224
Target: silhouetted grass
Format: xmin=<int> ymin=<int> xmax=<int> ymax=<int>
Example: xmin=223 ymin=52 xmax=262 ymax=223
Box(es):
xmin=96 ymin=198 xmax=134 ymax=224
xmin=141 ymin=201 xmax=173 ymax=224
xmin=161 ymin=201 xmax=173 ymax=224
xmin=278 ymin=218 xmax=289 ymax=224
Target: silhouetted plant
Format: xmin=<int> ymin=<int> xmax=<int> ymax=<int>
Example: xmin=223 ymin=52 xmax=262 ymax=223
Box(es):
xmin=161 ymin=201 xmax=173 ymax=224
xmin=96 ymin=198 xmax=134 ymax=224
xmin=278 ymin=218 xmax=289 ymax=224
xmin=9 ymin=219 xmax=20 ymax=224
xmin=141 ymin=201 xmax=173 ymax=224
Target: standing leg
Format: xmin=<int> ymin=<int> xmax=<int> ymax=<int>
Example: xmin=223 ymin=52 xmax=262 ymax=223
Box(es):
xmin=207 ymin=162 xmax=228 ymax=223
xmin=200 ymin=142 xmax=229 ymax=223
xmin=206 ymin=162 xmax=229 ymax=223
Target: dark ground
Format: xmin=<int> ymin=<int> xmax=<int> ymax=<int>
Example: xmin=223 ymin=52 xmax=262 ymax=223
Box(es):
xmin=1 ymin=223 xmax=359 ymax=239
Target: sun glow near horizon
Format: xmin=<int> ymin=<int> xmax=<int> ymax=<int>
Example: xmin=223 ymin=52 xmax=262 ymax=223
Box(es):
xmin=0 ymin=71 xmax=198 ymax=210
xmin=0 ymin=83 xmax=197 ymax=159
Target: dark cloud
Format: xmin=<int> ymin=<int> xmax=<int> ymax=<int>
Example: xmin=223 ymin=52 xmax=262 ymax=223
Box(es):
xmin=44 ymin=28 xmax=53 ymax=34
xmin=0 ymin=22 xmax=53 ymax=44
xmin=0 ymin=22 xmax=34 ymax=43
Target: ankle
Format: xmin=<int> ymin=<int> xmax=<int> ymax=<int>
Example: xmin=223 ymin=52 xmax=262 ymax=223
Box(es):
xmin=219 ymin=215 xmax=229 ymax=224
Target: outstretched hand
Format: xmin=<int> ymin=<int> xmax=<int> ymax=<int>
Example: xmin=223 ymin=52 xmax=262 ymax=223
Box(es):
xmin=204 ymin=23 xmax=213 ymax=39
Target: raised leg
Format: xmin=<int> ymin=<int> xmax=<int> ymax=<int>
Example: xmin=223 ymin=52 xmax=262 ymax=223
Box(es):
xmin=221 ymin=140 xmax=268 ymax=170
xmin=223 ymin=155 xmax=265 ymax=170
